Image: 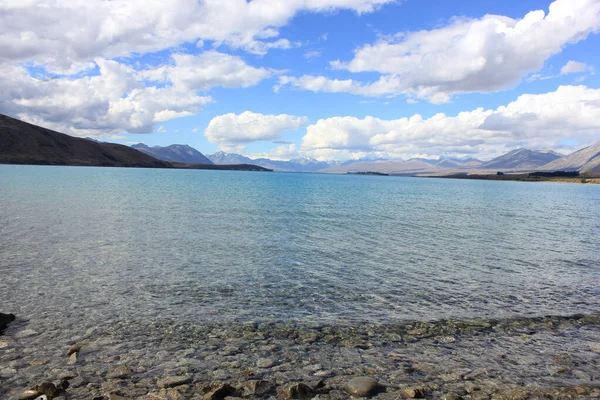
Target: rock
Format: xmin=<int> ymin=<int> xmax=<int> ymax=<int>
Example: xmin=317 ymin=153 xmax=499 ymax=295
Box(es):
xmin=256 ymin=358 xmax=276 ymax=368
xmin=589 ymin=389 xmax=600 ymax=397
xmin=400 ymin=387 xmax=425 ymax=399
xmin=107 ymin=365 xmax=131 ymax=379
xmin=56 ymin=371 xmax=77 ymax=380
xmin=157 ymin=375 xmax=191 ymax=388
xmin=66 ymin=345 xmax=80 ymax=356
xmin=575 ymin=386 xmax=587 ymax=395
xmin=277 ymin=383 xmax=317 ymax=400
xmin=440 ymin=394 xmax=462 ymax=400
xmin=67 ymin=352 xmax=78 ymax=365
xmin=0 ymin=339 xmax=9 ymax=348
xmin=15 ymin=328 xmax=37 ymax=338
xmin=463 ymin=382 xmax=477 ymax=394
xmin=436 ymin=336 xmax=456 ymax=344
xmin=203 ymin=383 xmax=239 ymax=400
xmin=56 ymin=379 xmax=70 ymax=391
xmin=243 ymin=380 xmax=276 ymax=397
xmin=108 ymin=393 xmax=131 ymax=400
xmin=1 ymin=367 xmax=17 ymax=375
xmin=36 ymin=382 xmax=57 ymax=398
xmin=164 ymin=389 xmax=185 ymax=400
xmin=21 ymin=390 xmax=41 ymax=400
xmin=439 ymin=373 xmax=462 ymax=382
xmin=346 ymin=377 xmax=381 ymax=397
xmin=69 ymin=376 xmax=87 ymax=388
xmin=0 ymin=312 xmax=15 ymax=331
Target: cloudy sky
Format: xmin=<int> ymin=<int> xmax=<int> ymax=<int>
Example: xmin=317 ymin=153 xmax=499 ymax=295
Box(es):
xmin=2 ymin=0 xmax=600 ymax=161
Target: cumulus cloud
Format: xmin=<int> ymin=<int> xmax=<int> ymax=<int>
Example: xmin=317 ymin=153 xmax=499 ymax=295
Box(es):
xmin=0 ymin=0 xmax=395 ymax=71
xmin=277 ymin=75 xmax=451 ymax=103
xmin=560 ymin=60 xmax=594 ymax=75
xmin=248 ymin=144 xmax=300 ymax=160
xmin=139 ymin=51 xmax=272 ymax=91
xmin=0 ymin=59 xmax=212 ymax=137
xmin=204 ymin=111 xmax=308 ymax=150
xmin=0 ymin=49 xmax=279 ymax=137
xmin=299 ymin=85 xmax=600 ymax=160
xmin=281 ymin=0 xmax=600 ymax=102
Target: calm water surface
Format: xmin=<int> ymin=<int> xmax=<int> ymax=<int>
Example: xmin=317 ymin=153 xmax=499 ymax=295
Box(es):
xmin=1 ymin=165 xmax=599 ymax=325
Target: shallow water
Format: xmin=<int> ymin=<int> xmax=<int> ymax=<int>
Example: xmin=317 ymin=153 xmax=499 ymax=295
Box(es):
xmin=1 ymin=165 xmax=599 ymax=325
xmin=1 ymin=165 xmax=599 ymax=398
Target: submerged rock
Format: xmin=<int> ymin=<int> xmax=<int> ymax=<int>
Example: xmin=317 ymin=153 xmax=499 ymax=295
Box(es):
xmin=277 ymin=383 xmax=316 ymax=400
xmin=67 ymin=352 xmax=78 ymax=365
xmin=36 ymin=381 xmax=57 ymax=398
xmin=107 ymin=365 xmax=131 ymax=379
xmin=256 ymin=358 xmax=277 ymax=368
xmin=243 ymin=380 xmax=275 ymax=397
xmin=108 ymin=393 xmax=131 ymax=400
xmin=20 ymin=389 xmax=41 ymax=400
xmin=0 ymin=312 xmax=15 ymax=332
xmin=203 ymin=383 xmax=239 ymax=400
xmin=157 ymin=374 xmax=191 ymax=388
xmin=401 ymin=386 xmax=425 ymax=398
xmin=346 ymin=377 xmax=381 ymax=397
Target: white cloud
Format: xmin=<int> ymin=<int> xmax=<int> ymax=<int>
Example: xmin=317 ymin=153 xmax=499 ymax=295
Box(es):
xmin=0 ymin=59 xmax=212 ymax=137
xmin=277 ymin=75 xmax=451 ymax=103
xmin=248 ymin=144 xmax=300 ymax=160
xmin=0 ymin=0 xmax=396 ymax=71
xmin=299 ymin=85 xmax=600 ymax=160
xmin=139 ymin=51 xmax=272 ymax=91
xmin=304 ymin=50 xmax=322 ymax=60
xmin=204 ymin=111 xmax=308 ymax=150
xmin=191 ymin=128 xmax=199 ymax=133
xmin=281 ymin=0 xmax=600 ymax=102
xmin=560 ymin=60 xmax=594 ymax=75
xmin=157 ymin=126 xmax=167 ymax=133
xmin=0 ymin=49 xmax=279 ymax=137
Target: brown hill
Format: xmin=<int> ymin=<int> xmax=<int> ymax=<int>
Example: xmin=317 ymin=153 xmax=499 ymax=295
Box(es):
xmin=0 ymin=114 xmax=171 ymax=168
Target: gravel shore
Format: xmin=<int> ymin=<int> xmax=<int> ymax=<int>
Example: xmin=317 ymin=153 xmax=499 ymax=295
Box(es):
xmin=1 ymin=314 xmax=599 ymax=399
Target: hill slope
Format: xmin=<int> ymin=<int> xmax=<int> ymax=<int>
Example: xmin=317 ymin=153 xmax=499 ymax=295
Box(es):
xmin=540 ymin=141 xmax=600 ymax=173
xmin=479 ymin=149 xmax=562 ymax=170
xmin=320 ymin=159 xmax=438 ymax=174
xmin=207 ymin=151 xmax=254 ymax=165
xmin=132 ymin=143 xmax=213 ymax=164
xmin=0 ymin=114 xmax=171 ymax=168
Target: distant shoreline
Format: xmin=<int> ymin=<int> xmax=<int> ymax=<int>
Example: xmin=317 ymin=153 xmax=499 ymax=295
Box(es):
xmin=0 ymin=161 xmax=272 ymax=172
xmin=427 ymin=173 xmax=600 ymax=184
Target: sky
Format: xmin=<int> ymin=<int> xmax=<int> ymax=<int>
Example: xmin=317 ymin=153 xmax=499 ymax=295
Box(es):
xmin=1 ymin=0 xmax=600 ymax=161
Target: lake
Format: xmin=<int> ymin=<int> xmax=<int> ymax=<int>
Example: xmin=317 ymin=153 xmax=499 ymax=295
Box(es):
xmin=1 ymin=165 xmax=599 ymax=398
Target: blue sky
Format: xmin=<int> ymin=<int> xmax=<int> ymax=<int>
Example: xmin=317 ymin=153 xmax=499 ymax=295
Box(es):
xmin=1 ymin=0 xmax=600 ymax=161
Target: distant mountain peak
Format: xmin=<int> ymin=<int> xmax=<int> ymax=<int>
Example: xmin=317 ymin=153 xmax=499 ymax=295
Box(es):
xmin=539 ymin=141 xmax=600 ymax=173
xmin=480 ymin=148 xmax=562 ymax=170
xmin=132 ymin=143 xmax=213 ymax=165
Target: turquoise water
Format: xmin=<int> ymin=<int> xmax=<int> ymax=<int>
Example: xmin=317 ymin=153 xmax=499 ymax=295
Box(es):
xmin=1 ymin=165 xmax=599 ymax=325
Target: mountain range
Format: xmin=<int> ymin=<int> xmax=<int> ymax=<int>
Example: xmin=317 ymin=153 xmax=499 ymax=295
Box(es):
xmin=0 ymin=114 xmax=171 ymax=168
xmin=478 ymin=149 xmax=562 ymax=170
xmin=132 ymin=143 xmax=213 ymax=165
xmin=540 ymin=141 xmax=600 ymax=173
xmin=130 ymin=142 xmax=600 ymax=174
xmin=3 ymin=113 xmax=598 ymax=175
xmin=0 ymin=114 xmax=270 ymax=171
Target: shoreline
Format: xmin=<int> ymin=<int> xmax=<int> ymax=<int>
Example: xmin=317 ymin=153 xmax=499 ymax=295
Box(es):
xmin=2 ymin=313 xmax=599 ymax=399
xmin=422 ymin=173 xmax=600 ymax=185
